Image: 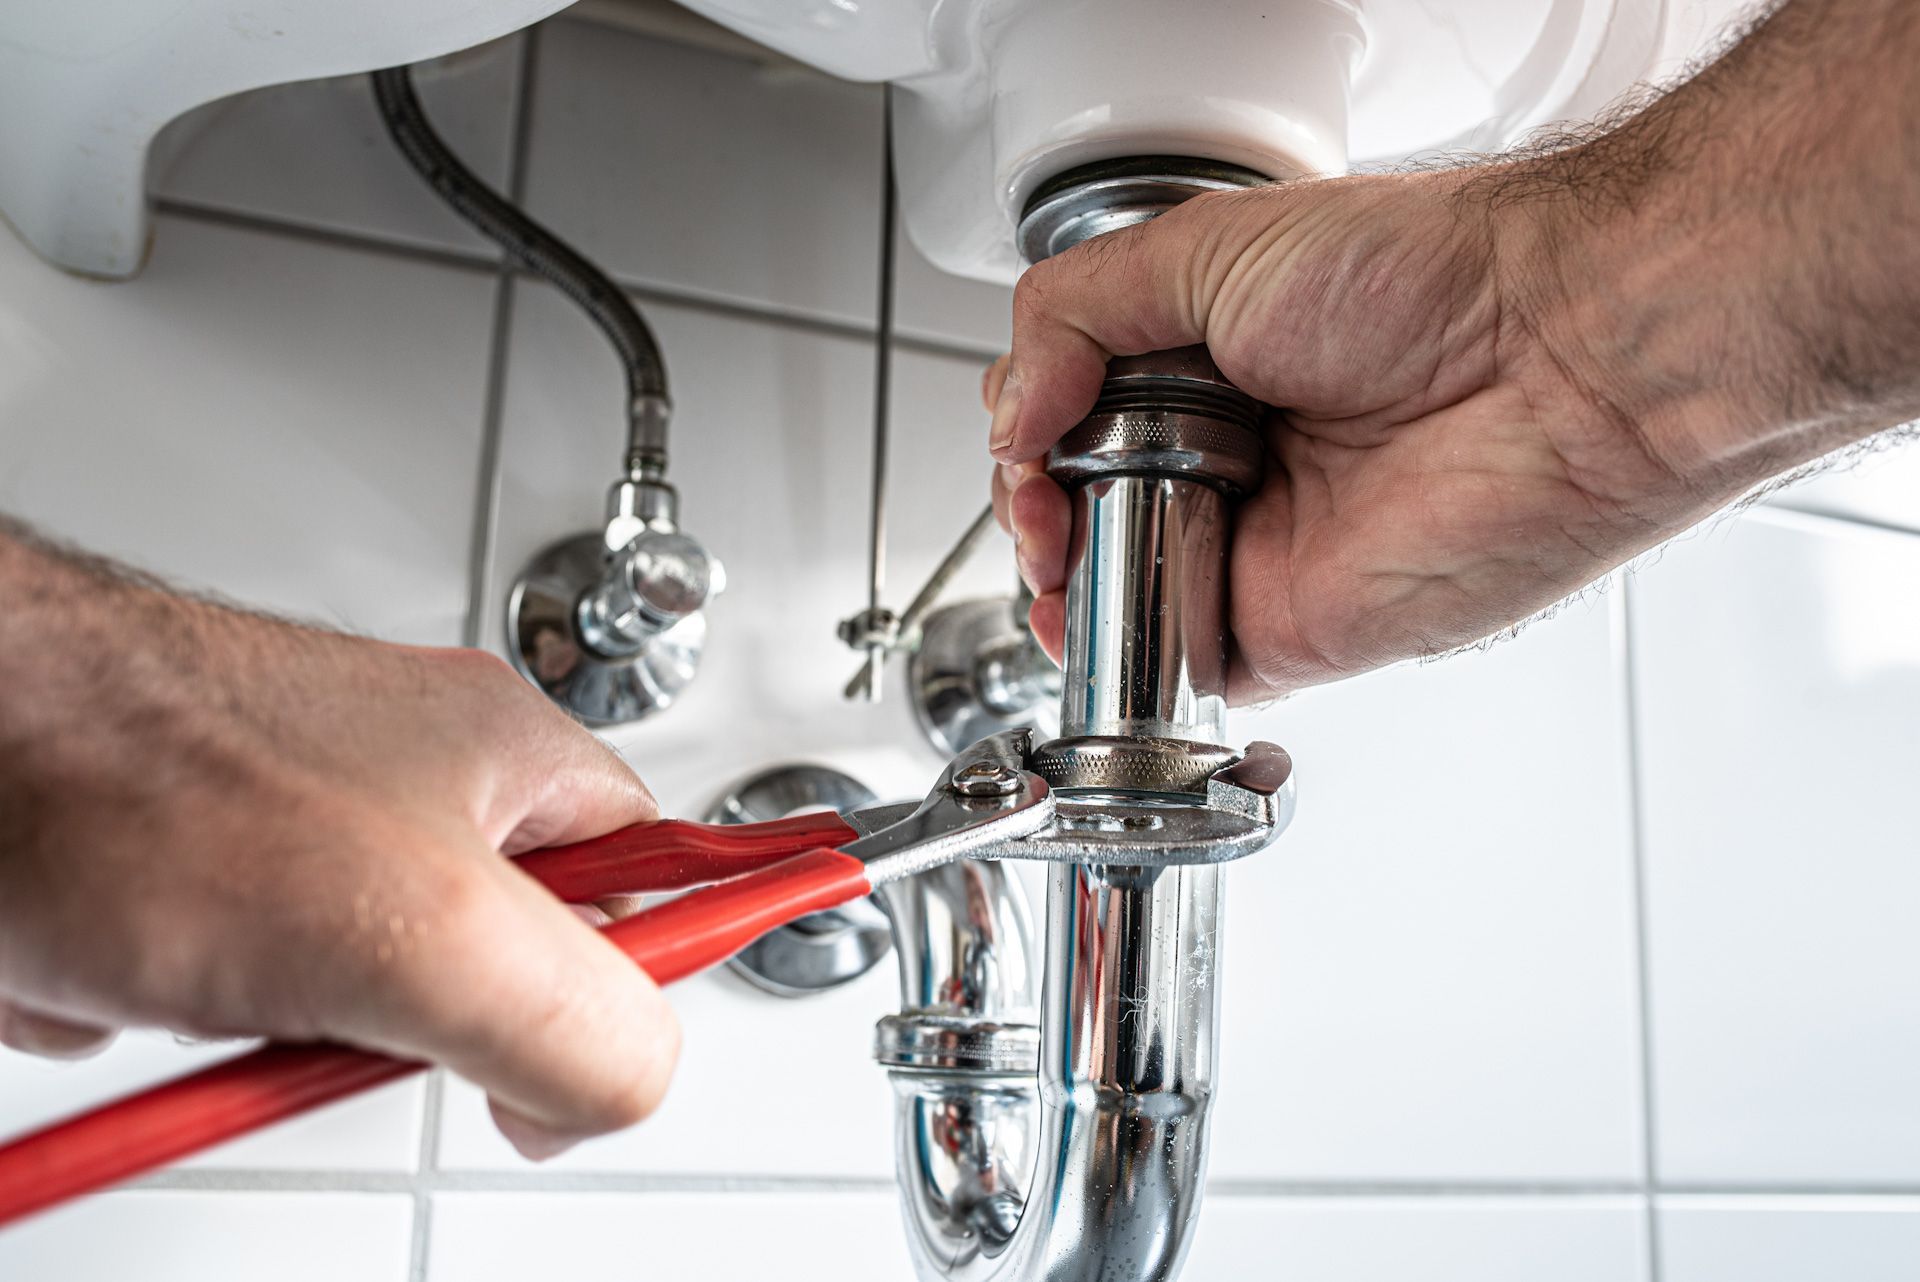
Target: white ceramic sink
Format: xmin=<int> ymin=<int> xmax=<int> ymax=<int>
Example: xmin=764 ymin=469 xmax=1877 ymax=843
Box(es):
xmin=0 ymin=0 xmax=1746 ymax=281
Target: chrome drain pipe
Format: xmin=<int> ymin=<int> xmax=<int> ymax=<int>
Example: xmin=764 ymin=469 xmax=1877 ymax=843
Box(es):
xmin=877 ymin=159 xmax=1271 ymax=1282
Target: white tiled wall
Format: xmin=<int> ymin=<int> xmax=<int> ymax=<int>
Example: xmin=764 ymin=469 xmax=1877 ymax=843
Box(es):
xmin=1631 ymin=512 xmax=1920 ymax=1187
xmin=3 ymin=14 xmax=1919 ymax=1282
xmin=1658 ymin=1198 xmax=1920 ymax=1282
xmin=0 ymin=1191 xmax=414 ymax=1282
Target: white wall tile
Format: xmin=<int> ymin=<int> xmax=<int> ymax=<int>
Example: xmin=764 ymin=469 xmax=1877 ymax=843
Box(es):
xmin=427 ymin=1191 xmax=910 ymax=1281
xmin=0 ymin=1033 xmax=422 ymax=1171
xmin=156 ymin=37 xmax=524 ymax=259
xmin=1768 ymin=431 xmax=1920 ymax=535
xmin=895 ymin=221 xmax=1014 ymax=353
xmin=1185 ymin=1197 xmax=1648 ymax=1282
xmin=426 ymin=1192 xmax=1649 ymax=1282
xmin=1632 ymin=511 xmax=1920 ymax=1184
xmin=434 ymin=963 xmax=899 ymax=1175
xmin=443 ymin=283 xmax=1020 ymax=1173
xmin=521 ymin=20 xmax=883 ymax=328
xmin=0 ymin=213 xmax=495 ymax=645
xmin=1660 ymin=1197 xmax=1920 ymax=1282
xmin=0 ymin=1191 xmax=412 ymax=1282
xmin=1209 ymin=594 xmax=1645 ymax=1181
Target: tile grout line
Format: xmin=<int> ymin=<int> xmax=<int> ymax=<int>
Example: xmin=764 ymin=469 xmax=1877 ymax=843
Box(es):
xmin=133 ymin=1169 xmax=897 ymax=1194
xmin=455 ymin=25 xmax=541 ymax=652
xmin=129 ymin=1166 xmax=1920 ymax=1198
xmin=407 ymin=1072 xmax=446 ymax=1282
xmin=459 ymin=259 xmax=517 ymax=652
xmin=416 ymin=28 xmax=544 ymax=1279
xmin=151 ymin=197 xmax=500 ymax=275
xmin=1206 ymin=1180 xmax=1645 ymax=1199
xmin=1748 ymin=499 xmax=1920 ymax=542
xmin=1615 ymin=574 xmax=1665 ymax=1282
xmin=148 ymin=202 xmax=1007 ymax=367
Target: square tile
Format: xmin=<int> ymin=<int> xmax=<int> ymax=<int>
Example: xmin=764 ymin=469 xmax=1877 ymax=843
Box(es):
xmin=521 ymin=19 xmax=884 ymax=328
xmin=0 ymin=1033 xmax=422 ymax=1171
xmin=1632 ymin=511 xmax=1920 ymax=1183
xmin=0 ymin=1191 xmax=412 ymax=1282
xmin=427 ymin=1192 xmax=910 ymax=1281
xmin=1208 ymin=592 xmax=1646 ymax=1181
xmin=0 ymin=212 xmax=496 ymax=645
xmin=1767 ymin=430 xmax=1920 ymax=535
xmin=430 ymin=1193 xmax=1647 ymax=1282
xmin=445 ymin=285 xmax=1022 ymax=1174
xmin=155 ymin=37 xmax=524 ymax=260
xmin=895 ymin=218 xmax=1013 ymax=353
xmin=1186 ymin=1197 xmax=1648 ymax=1282
xmin=434 ymin=962 xmax=899 ymax=1175
xmin=1660 ymin=1197 xmax=1920 ymax=1282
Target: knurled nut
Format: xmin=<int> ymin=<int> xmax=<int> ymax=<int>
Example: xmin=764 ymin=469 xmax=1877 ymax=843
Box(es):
xmin=1028 ymin=736 xmax=1240 ymax=796
xmin=874 ymin=1014 xmax=1040 ymax=1073
xmin=1047 ymin=409 xmax=1265 ymax=497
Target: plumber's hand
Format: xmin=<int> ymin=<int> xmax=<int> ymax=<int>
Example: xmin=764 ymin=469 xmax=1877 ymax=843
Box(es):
xmin=0 ymin=528 xmax=677 ymax=1161
xmin=986 ymin=172 xmax=1701 ymax=702
xmin=989 ymin=0 xmax=1920 ymax=702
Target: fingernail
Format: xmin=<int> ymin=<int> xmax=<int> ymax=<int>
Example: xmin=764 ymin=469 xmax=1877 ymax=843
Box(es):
xmin=998 ymin=463 xmax=1024 ymax=495
xmin=987 ymin=383 xmax=1019 ymax=458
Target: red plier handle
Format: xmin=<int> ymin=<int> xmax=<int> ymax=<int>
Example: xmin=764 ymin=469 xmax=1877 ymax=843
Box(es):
xmin=512 ymin=809 xmax=858 ymax=901
xmin=0 ymin=811 xmax=875 ymax=1230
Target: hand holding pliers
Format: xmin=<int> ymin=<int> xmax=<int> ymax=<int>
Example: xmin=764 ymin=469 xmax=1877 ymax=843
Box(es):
xmin=0 ymin=732 xmax=1054 ymax=1229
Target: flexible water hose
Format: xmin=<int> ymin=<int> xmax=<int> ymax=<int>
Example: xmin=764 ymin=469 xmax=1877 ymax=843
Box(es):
xmin=371 ymin=64 xmax=671 ymax=480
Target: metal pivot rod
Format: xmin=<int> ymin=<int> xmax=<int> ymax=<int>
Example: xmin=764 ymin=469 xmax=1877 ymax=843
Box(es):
xmin=841 ymin=83 xmax=900 ymax=703
xmin=841 ymin=503 xmax=996 ymax=701
xmin=881 ymin=158 xmax=1270 ymax=1282
xmin=836 ymin=94 xmax=1058 ymax=750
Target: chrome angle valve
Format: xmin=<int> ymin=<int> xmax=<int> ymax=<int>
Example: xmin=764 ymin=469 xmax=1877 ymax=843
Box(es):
xmin=508 ymin=462 xmax=725 ymax=727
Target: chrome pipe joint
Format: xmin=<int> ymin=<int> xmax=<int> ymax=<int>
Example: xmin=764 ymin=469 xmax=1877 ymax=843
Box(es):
xmin=878 ymin=159 xmax=1282 ymax=1282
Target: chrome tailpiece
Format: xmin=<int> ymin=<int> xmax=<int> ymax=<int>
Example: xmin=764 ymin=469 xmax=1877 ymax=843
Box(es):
xmin=875 ymin=152 xmax=1296 ymax=1282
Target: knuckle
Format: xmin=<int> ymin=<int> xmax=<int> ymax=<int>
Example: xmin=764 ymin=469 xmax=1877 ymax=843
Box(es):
xmin=476 ymin=652 xmax=530 ymax=696
xmin=595 ymin=1080 xmax=659 ymax=1132
xmin=435 ymin=646 xmax=525 ymax=694
xmin=1011 ymin=266 xmax=1054 ymax=321
xmin=363 ymin=866 xmax=505 ymax=1026
xmin=1012 ymin=268 xmax=1036 ymax=304
xmin=404 ymin=869 xmax=500 ymax=969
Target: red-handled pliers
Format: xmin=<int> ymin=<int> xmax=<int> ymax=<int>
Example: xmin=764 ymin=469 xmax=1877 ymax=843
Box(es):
xmin=0 ymin=733 xmax=1053 ymax=1231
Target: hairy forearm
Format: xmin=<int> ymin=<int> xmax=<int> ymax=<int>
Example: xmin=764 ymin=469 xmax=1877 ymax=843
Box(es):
xmin=0 ymin=523 xmax=322 ymax=773
xmin=0 ymin=524 xmax=190 ymax=777
xmin=1483 ymin=0 xmax=1920 ymax=496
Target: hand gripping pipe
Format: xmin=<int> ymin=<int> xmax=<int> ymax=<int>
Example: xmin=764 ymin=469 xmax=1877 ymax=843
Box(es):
xmin=877 ymin=158 xmax=1270 ymax=1282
